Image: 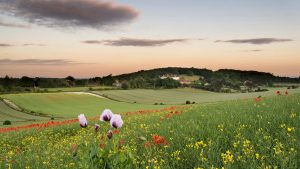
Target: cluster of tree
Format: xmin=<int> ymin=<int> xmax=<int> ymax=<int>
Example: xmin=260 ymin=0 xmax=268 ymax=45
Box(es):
xmin=0 ymin=75 xmax=99 ymax=93
xmin=98 ymin=67 xmax=300 ymax=92
xmin=1 ymin=67 xmax=299 ymax=93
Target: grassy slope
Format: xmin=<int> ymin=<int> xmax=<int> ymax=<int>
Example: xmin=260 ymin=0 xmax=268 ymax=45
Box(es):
xmin=0 ymin=93 xmax=166 ymax=118
xmin=42 ymin=86 xmax=115 ymax=92
xmin=92 ymin=87 xmax=300 ymax=105
xmin=1 ymin=94 xmax=299 ymax=168
xmin=0 ymin=101 xmax=48 ymax=123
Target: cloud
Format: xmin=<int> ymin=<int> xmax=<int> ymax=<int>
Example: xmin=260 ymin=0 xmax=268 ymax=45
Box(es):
xmin=0 ymin=19 xmax=30 ymax=28
xmin=0 ymin=43 xmax=13 ymax=47
xmin=82 ymin=40 xmax=103 ymax=44
xmin=23 ymin=43 xmax=46 ymax=46
xmin=215 ymin=38 xmax=293 ymax=45
xmin=243 ymin=49 xmax=263 ymax=52
xmin=0 ymin=58 xmax=79 ymax=65
xmin=82 ymin=38 xmax=189 ymax=47
xmin=0 ymin=0 xmax=139 ymax=29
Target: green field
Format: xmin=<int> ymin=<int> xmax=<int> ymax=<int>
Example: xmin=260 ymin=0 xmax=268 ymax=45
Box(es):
xmin=1 ymin=87 xmax=299 ymax=126
xmin=179 ymin=75 xmax=201 ymax=81
xmin=92 ymin=87 xmax=300 ymax=105
xmin=1 ymin=93 xmax=299 ymax=168
xmin=41 ymin=86 xmax=115 ymax=92
xmin=0 ymin=101 xmax=49 ymax=125
xmin=0 ymin=92 xmax=166 ymax=119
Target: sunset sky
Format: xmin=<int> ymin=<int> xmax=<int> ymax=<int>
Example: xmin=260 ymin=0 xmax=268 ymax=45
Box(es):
xmin=0 ymin=0 xmax=299 ymax=78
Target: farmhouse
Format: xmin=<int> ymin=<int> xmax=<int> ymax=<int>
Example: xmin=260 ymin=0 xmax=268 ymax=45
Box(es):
xmin=159 ymin=74 xmax=180 ymax=80
xmin=113 ymin=80 xmax=122 ymax=87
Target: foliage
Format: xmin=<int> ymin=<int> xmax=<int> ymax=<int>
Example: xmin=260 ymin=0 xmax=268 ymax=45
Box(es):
xmin=1 ymin=67 xmax=299 ymax=93
xmin=121 ymin=81 xmax=130 ymax=90
xmin=3 ymin=120 xmax=11 ymax=125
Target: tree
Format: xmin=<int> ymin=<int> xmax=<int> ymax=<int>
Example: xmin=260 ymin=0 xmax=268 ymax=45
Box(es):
xmin=186 ymin=70 xmax=194 ymax=76
xmin=34 ymin=77 xmax=40 ymax=87
xmin=244 ymin=80 xmax=254 ymax=91
xmin=65 ymin=76 xmax=75 ymax=86
xmin=20 ymin=76 xmax=34 ymax=87
xmin=3 ymin=75 xmax=12 ymax=89
xmin=121 ymin=81 xmax=130 ymax=90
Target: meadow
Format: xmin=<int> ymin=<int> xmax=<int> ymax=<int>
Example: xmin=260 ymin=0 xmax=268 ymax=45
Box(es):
xmin=41 ymin=86 xmax=115 ymax=92
xmin=0 ymin=101 xmax=48 ymax=125
xmin=0 ymin=92 xmax=299 ymax=169
xmin=92 ymin=87 xmax=300 ymax=105
xmin=0 ymin=92 xmax=166 ymax=119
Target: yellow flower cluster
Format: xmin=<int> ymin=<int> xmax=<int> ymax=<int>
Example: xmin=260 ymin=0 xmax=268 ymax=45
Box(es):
xmin=221 ymin=150 xmax=234 ymax=164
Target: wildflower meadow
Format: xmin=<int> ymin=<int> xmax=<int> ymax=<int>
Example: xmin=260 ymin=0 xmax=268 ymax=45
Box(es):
xmin=0 ymin=93 xmax=299 ymax=169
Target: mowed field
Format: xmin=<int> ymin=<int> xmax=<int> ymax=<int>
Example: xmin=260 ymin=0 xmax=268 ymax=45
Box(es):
xmin=92 ymin=87 xmax=300 ymax=105
xmin=0 ymin=101 xmax=48 ymax=124
xmin=1 ymin=87 xmax=299 ymax=127
xmin=42 ymin=86 xmax=115 ymax=92
xmin=0 ymin=93 xmax=299 ymax=168
xmin=0 ymin=92 xmax=166 ymax=119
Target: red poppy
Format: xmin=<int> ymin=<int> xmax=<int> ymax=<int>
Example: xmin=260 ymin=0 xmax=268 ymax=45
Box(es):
xmin=276 ymin=91 xmax=281 ymax=95
xmin=164 ymin=113 xmax=173 ymax=118
xmin=152 ymin=134 xmax=169 ymax=145
xmin=119 ymin=139 xmax=126 ymax=145
xmin=144 ymin=141 xmax=152 ymax=148
xmin=113 ymin=129 xmax=120 ymax=134
xmin=99 ymin=142 xmax=105 ymax=149
xmin=285 ymin=91 xmax=289 ymax=95
xmin=255 ymin=97 xmax=262 ymax=102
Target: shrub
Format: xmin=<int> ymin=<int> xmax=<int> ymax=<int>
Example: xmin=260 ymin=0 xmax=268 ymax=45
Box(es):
xmin=192 ymin=101 xmax=196 ymax=104
xmin=160 ymin=102 xmax=164 ymax=105
xmin=186 ymin=100 xmax=191 ymax=104
xmin=3 ymin=120 xmax=12 ymax=125
xmin=121 ymin=82 xmax=130 ymax=90
xmin=154 ymin=103 xmax=158 ymax=105
xmin=51 ymin=117 xmax=55 ymax=120
xmin=254 ymin=88 xmax=269 ymax=92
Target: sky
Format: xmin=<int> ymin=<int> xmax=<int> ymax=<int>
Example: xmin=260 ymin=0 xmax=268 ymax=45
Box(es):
xmin=0 ymin=0 xmax=299 ymax=78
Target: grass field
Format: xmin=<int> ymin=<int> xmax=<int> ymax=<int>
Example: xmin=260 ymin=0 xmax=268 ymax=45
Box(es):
xmin=41 ymin=86 xmax=115 ymax=92
xmin=0 ymin=92 xmax=166 ymax=119
xmin=179 ymin=75 xmax=200 ymax=81
xmin=92 ymin=87 xmax=300 ymax=105
xmin=0 ymin=93 xmax=299 ymax=168
xmin=0 ymin=101 xmax=49 ymax=125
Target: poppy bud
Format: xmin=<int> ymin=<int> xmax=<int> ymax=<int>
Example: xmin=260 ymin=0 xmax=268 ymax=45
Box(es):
xmin=107 ymin=130 xmax=113 ymax=139
xmin=94 ymin=124 xmax=100 ymax=132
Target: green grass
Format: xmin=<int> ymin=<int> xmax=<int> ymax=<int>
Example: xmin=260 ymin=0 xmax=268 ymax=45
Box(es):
xmin=0 ymin=101 xmax=48 ymax=125
xmin=0 ymin=93 xmax=166 ymax=118
xmin=273 ymin=83 xmax=300 ymax=87
xmin=0 ymin=93 xmax=299 ymax=168
xmin=41 ymin=86 xmax=115 ymax=92
xmin=179 ymin=75 xmax=200 ymax=81
xmin=92 ymin=87 xmax=300 ymax=105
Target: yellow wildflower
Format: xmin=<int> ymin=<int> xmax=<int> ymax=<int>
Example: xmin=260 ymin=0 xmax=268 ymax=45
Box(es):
xmin=221 ymin=150 xmax=234 ymax=164
xmin=287 ymin=127 xmax=294 ymax=133
xmin=255 ymin=153 xmax=260 ymax=160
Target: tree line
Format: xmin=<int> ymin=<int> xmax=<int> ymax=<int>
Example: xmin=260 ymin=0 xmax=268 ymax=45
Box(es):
xmin=0 ymin=67 xmax=299 ymax=93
